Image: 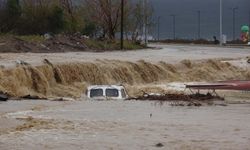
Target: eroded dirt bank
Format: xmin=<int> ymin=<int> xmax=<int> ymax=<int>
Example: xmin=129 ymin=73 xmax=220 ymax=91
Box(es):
xmin=0 ymin=59 xmax=249 ymax=98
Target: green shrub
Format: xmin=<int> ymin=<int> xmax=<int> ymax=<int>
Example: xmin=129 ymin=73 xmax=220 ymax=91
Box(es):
xmin=0 ymin=0 xmax=21 ymax=32
xmin=48 ymin=6 xmax=65 ymax=33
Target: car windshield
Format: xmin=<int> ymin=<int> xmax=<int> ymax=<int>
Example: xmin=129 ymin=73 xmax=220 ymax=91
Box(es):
xmin=90 ymin=89 xmax=103 ymax=98
xmin=106 ymin=89 xmax=119 ymax=97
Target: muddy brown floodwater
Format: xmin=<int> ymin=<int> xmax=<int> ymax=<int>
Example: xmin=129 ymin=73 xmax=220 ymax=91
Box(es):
xmin=1 ymin=44 xmax=250 ymax=68
xmin=0 ymin=44 xmax=250 ymax=149
xmin=0 ymin=100 xmax=250 ymax=150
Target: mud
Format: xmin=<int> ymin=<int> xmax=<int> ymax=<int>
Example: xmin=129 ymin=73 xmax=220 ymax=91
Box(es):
xmin=0 ymin=100 xmax=250 ymax=150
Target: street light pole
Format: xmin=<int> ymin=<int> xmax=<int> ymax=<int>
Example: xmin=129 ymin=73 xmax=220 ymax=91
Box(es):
xmin=170 ymin=14 xmax=176 ymax=39
xmin=220 ymin=0 xmax=223 ymax=46
xmin=157 ymin=16 xmax=160 ymax=41
xmin=120 ymin=0 xmax=124 ymax=50
xmin=197 ymin=10 xmax=201 ymax=39
xmin=143 ymin=0 xmax=148 ymax=46
xmin=232 ymin=7 xmax=238 ymax=41
xmin=249 ymin=10 xmax=250 ymax=28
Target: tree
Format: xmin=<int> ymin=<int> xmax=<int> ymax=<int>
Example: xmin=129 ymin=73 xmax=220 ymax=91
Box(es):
xmin=17 ymin=0 xmax=66 ymax=34
xmin=59 ymin=0 xmax=77 ymax=32
xmin=0 ymin=0 xmax=21 ymax=32
xmin=84 ymin=0 xmax=122 ymax=40
xmin=82 ymin=22 xmax=97 ymax=37
xmin=48 ymin=6 xmax=65 ymax=33
xmin=124 ymin=0 xmax=154 ymax=41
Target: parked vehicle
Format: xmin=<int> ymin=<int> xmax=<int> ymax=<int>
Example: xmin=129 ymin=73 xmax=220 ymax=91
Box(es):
xmin=87 ymin=85 xmax=128 ymax=100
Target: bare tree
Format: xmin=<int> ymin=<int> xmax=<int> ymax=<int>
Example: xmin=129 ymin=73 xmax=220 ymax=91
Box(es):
xmin=59 ymin=0 xmax=74 ymax=20
xmin=125 ymin=0 xmax=154 ymax=41
xmin=84 ymin=0 xmax=123 ymax=40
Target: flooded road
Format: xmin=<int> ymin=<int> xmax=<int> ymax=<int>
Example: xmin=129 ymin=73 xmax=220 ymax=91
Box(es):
xmin=1 ymin=44 xmax=250 ymax=68
xmin=1 ymin=100 xmax=250 ymax=150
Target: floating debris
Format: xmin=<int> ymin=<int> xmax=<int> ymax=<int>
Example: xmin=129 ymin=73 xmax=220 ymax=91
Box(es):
xmin=21 ymin=95 xmax=46 ymax=100
xmin=49 ymin=97 xmax=75 ymax=101
xmin=155 ymin=143 xmax=164 ymax=148
xmin=129 ymin=92 xmax=225 ymax=106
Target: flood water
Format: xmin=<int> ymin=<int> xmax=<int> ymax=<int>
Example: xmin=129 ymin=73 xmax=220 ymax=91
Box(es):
xmin=0 ymin=100 xmax=250 ymax=150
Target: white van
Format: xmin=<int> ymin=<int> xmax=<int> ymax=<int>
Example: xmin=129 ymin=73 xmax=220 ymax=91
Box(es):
xmin=87 ymin=85 xmax=128 ymax=100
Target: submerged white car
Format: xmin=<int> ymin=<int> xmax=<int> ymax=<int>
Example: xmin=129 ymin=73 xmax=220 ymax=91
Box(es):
xmin=87 ymin=85 xmax=128 ymax=100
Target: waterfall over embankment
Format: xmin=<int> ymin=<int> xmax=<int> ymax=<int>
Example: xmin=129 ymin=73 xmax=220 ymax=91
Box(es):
xmin=0 ymin=59 xmax=249 ymax=98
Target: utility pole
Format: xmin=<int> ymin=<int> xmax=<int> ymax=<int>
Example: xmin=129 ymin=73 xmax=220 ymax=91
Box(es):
xmin=197 ymin=10 xmax=201 ymax=39
xmin=170 ymin=14 xmax=176 ymax=39
xmin=232 ymin=7 xmax=238 ymax=41
xmin=120 ymin=0 xmax=124 ymax=50
xmin=143 ymin=0 xmax=148 ymax=46
xmin=157 ymin=16 xmax=160 ymax=41
xmin=249 ymin=10 xmax=250 ymax=28
xmin=219 ymin=0 xmax=223 ymax=46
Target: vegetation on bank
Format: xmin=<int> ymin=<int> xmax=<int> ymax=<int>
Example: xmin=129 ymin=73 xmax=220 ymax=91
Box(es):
xmin=14 ymin=34 xmax=144 ymax=50
xmin=0 ymin=34 xmax=144 ymax=53
xmin=0 ymin=0 xmax=154 ymax=50
xmin=84 ymin=39 xmax=144 ymax=50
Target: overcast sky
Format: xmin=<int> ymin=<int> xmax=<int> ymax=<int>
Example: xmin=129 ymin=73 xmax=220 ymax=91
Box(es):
xmin=149 ymin=0 xmax=250 ymax=40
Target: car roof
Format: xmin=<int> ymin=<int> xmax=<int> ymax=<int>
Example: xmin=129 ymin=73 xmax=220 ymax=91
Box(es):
xmin=88 ymin=85 xmax=125 ymax=90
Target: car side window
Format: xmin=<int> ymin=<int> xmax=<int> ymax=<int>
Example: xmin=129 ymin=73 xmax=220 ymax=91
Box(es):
xmin=106 ymin=89 xmax=119 ymax=97
xmin=90 ymin=89 xmax=103 ymax=98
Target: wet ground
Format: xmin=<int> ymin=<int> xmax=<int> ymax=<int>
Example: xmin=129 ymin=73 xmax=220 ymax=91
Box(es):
xmin=0 ymin=100 xmax=250 ymax=150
